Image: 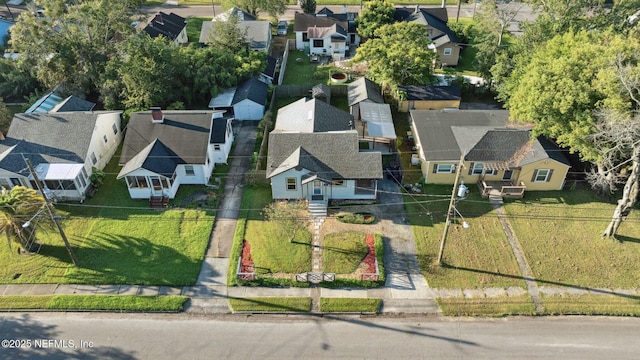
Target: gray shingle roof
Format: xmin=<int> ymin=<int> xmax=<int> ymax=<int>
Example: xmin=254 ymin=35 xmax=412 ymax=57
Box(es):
xmin=118 ymin=111 xmax=216 ymax=176
xmin=274 ymin=98 xmax=353 ymax=133
xmin=266 ymin=131 xmax=382 ymax=180
xmin=347 ymin=78 xmax=384 ymax=106
xmin=294 ymin=12 xmax=348 ymax=33
xmin=410 ymin=110 xmax=510 ymax=161
xmin=143 ymin=12 xmax=186 ymax=41
xmin=411 ymin=110 xmax=570 ymax=166
xmin=399 ymin=85 xmax=461 ymax=101
xmin=0 ymin=112 xmax=120 ymax=175
xmin=393 ymin=7 xmax=459 ymax=44
xmin=232 ymin=78 xmax=268 ymax=106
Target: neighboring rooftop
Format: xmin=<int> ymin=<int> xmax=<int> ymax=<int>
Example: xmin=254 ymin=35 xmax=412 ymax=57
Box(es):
xmin=274 ymin=97 xmax=353 ymax=133
xmin=347 ymin=77 xmax=384 ymax=106
xmin=399 ymin=85 xmax=461 ymax=101
xmin=142 ymin=12 xmax=186 ymax=41
xmin=232 ymin=78 xmax=268 ymax=106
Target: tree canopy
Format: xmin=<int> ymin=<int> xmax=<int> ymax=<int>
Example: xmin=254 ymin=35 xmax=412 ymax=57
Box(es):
xmin=355 ymin=0 xmax=395 ymax=39
xmin=204 ymin=15 xmax=249 ymax=53
xmin=9 ymin=0 xmax=139 ymax=95
xmin=0 ymin=186 xmax=46 ymax=253
xmin=221 ymin=0 xmax=286 ymax=17
xmin=506 ymin=31 xmax=636 ymax=162
xmin=299 ymin=0 xmax=316 ymax=14
xmin=353 ymin=22 xmax=435 ymax=93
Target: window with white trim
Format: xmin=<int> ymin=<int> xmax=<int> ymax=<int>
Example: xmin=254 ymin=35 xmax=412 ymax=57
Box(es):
xmin=112 ymin=123 xmax=118 ymax=135
xmin=286 ymin=178 xmax=296 ymax=191
xmin=471 ymin=163 xmax=484 ymax=175
xmin=436 ymin=164 xmax=455 ymax=173
xmin=185 ymin=165 xmax=195 ymax=176
xmin=331 ymin=179 xmax=345 ymax=186
xmin=214 ymin=144 xmax=221 ymax=151
xmin=443 ymin=48 xmax=452 ymax=55
xmin=534 ymin=169 xmax=551 ymax=182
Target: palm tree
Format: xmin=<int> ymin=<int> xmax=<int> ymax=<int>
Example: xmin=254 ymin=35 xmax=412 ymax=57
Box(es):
xmin=0 ymin=186 xmax=46 ymax=253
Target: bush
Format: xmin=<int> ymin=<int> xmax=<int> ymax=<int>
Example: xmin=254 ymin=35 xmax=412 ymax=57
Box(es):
xmin=336 ymin=212 xmax=376 ymax=224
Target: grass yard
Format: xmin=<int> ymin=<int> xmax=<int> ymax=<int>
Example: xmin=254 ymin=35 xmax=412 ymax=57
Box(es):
xmin=393 ymin=110 xmax=423 ymax=184
xmin=406 ymin=185 xmax=526 ymax=289
xmin=437 ymin=294 xmax=537 ymax=317
xmin=282 ymin=50 xmax=348 ymax=86
xmin=320 ymin=298 xmax=381 ymax=313
xmin=541 ymin=293 xmax=640 ymax=316
xmin=0 ymin=295 xmax=188 ymax=312
xmin=186 ymin=17 xmax=211 ymax=43
xmin=0 ymin=152 xmax=215 ymax=286
xmin=323 ymin=231 xmax=369 ymax=274
xmin=229 ymin=297 xmax=311 ymax=312
xmin=502 ymin=187 xmax=640 ymax=289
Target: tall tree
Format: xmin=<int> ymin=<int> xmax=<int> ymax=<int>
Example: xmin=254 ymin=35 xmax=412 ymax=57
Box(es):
xmin=0 ymin=186 xmax=47 ymax=253
xmin=355 ymin=0 xmax=395 ymax=39
xmin=101 ymin=35 xmax=184 ymax=110
xmin=0 ymin=58 xmax=41 ymax=101
xmin=506 ymin=31 xmax=635 ymax=161
xmin=205 ymin=15 xmax=249 ymax=53
xmin=9 ymin=0 xmax=138 ymax=95
xmin=299 ymin=0 xmax=316 ymax=14
xmin=353 ymin=22 xmax=435 ymax=93
xmin=0 ymin=98 xmax=11 ymax=135
xmin=587 ymin=56 xmax=640 ymax=238
xmin=221 ymin=0 xmax=287 ymax=17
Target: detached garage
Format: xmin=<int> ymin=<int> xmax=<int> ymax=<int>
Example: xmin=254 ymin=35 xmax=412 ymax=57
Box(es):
xmin=232 ymin=78 xmax=268 ymax=120
xmin=209 ymin=78 xmax=269 ymax=121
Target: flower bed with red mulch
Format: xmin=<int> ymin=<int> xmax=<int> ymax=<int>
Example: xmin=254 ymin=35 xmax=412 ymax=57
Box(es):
xmin=360 ymin=234 xmax=378 ymax=280
xmin=239 ymin=240 xmax=256 ymax=280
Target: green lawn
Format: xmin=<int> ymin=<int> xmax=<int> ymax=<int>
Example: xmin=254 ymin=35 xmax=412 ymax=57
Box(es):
xmin=323 ymin=231 xmax=369 ymax=274
xmin=438 ymin=294 xmax=537 ymax=317
xmin=0 ymin=152 xmax=214 ymax=286
xmin=282 ymin=50 xmax=348 ymax=86
xmin=407 ymin=185 xmax=526 ymax=289
xmin=502 ymin=187 xmax=640 ymax=289
xmin=186 ymin=17 xmax=211 ymax=43
xmin=0 ymin=295 xmax=188 ymax=312
xmin=229 ymin=297 xmax=311 ymax=312
xmin=320 ymin=298 xmax=381 ymax=313
xmin=541 ymin=293 xmax=640 ymax=316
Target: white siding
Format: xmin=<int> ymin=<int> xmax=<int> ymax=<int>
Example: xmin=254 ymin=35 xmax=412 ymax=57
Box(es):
xmin=271 ymin=169 xmax=309 ymax=200
xmin=233 ymin=99 xmax=264 ymax=120
xmin=295 ymin=32 xmax=305 ymax=50
xmin=176 ymin=164 xmax=209 ymax=185
xmin=85 ymin=112 xmax=122 ymax=174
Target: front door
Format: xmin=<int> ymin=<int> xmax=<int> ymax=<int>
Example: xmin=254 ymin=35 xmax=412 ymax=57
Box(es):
xmin=312 ymin=180 xmax=324 ymax=200
xmin=503 ymin=170 xmax=513 ymax=181
xmin=150 ymin=176 xmax=163 ymax=195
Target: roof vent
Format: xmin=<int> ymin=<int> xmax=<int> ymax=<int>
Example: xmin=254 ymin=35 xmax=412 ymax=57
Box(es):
xmin=151 ymin=107 xmax=164 ymax=123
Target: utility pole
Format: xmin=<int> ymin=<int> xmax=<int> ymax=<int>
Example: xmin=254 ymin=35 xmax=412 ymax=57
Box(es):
xmin=4 ymin=4 xmax=15 ymax=22
xmin=25 ymin=158 xmax=79 ymax=266
xmin=211 ymin=0 xmax=216 ymax=17
xmin=437 ymin=155 xmax=464 ymax=266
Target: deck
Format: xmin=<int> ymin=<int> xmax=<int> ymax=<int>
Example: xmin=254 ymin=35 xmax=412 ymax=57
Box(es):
xmin=477 ymin=180 xmax=525 ymax=199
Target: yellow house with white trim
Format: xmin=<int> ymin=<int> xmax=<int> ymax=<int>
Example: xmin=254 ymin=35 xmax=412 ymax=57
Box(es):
xmin=410 ymin=110 xmax=571 ymax=197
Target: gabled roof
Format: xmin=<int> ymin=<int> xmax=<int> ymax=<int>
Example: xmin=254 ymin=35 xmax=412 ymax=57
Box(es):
xmin=0 ymin=111 xmax=121 ymax=175
xmin=266 ymin=131 xmax=382 ymax=180
xmin=232 ymin=78 xmax=268 ymax=106
xmin=294 ymin=12 xmax=349 ymax=33
xmin=239 ymin=21 xmax=271 ymax=49
xmin=118 ymin=139 xmax=182 ymax=177
xmin=410 ymin=110 xmax=510 ymax=161
xmin=307 ymin=23 xmax=347 ymax=39
xmin=215 ymin=7 xmax=256 ymax=21
xmin=50 ymin=95 xmax=96 ymax=112
xmin=410 ymin=110 xmax=570 ymax=166
xmin=118 ymin=111 xmax=221 ymax=176
xmin=399 ymin=85 xmax=461 ymax=101
xmin=261 ymin=56 xmax=277 ymax=80
xmin=274 ymin=97 xmax=353 ymax=133
xmin=393 ymin=6 xmax=460 ymax=44
xmin=347 ymin=78 xmax=384 ymax=106
xmin=209 ymin=87 xmax=236 ymax=108
xmin=143 ymin=12 xmax=187 ymax=41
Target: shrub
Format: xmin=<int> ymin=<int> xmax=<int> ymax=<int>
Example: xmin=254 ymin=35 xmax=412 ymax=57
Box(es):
xmin=336 ymin=212 xmax=375 ymax=224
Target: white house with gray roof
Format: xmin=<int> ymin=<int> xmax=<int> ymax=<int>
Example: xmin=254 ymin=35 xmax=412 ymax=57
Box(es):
xmin=117 ymin=109 xmax=232 ymax=200
xmin=0 ymin=111 xmax=122 ymax=201
xmin=267 ymin=98 xmax=382 ymax=210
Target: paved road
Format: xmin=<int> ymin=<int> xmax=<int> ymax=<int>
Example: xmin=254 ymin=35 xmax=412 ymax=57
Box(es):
xmin=1 ymin=313 xmax=639 ymax=359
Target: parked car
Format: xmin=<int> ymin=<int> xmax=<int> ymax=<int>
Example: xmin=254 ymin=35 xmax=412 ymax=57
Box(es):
xmin=277 ymin=21 xmax=288 ymax=36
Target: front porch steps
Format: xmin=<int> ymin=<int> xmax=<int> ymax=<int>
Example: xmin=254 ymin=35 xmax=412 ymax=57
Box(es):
xmin=308 ymin=201 xmax=327 ymax=219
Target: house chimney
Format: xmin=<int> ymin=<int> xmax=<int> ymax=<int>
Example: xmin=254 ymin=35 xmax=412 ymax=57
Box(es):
xmin=151 ymin=107 xmax=164 ymax=123
xmin=0 ymin=131 xmax=4 ymax=141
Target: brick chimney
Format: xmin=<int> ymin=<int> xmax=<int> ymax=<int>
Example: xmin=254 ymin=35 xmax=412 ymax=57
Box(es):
xmin=151 ymin=107 xmax=164 ymax=123
xmin=0 ymin=131 xmax=4 ymax=141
